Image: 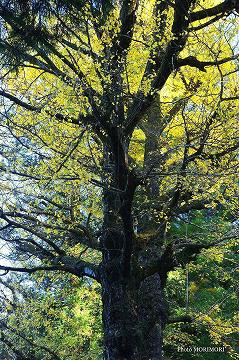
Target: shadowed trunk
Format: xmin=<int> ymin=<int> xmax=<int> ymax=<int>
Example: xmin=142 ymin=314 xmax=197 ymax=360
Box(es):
xmin=101 ymin=249 xmax=166 ymax=360
xmin=100 ymin=133 xmax=167 ymax=359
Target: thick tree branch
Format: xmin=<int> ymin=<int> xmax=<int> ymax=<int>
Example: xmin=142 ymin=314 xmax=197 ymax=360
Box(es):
xmin=190 ymin=0 xmax=238 ymax=22
xmin=167 ymin=315 xmax=193 ymax=324
xmin=0 ymin=89 xmax=40 ymax=111
xmin=119 ymin=0 xmax=139 ymax=52
xmin=0 ymin=88 xmax=100 ymax=130
xmin=205 ymin=142 xmax=239 ymax=162
xmin=189 ymin=13 xmax=225 ymax=32
xmin=124 ymin=1 xmax=239 ymax=136
xmin=142 ymin=232 xmax=239 ymax=284
xmin=177 ymin=54 xmax=239 ymax=72
xmin=0 ymin=256 xmax=99 ymax=281
xmin=175 ymin=199 xmax=210 ymax=214
xmin=0 ymin=264 xmax=68 ymax=274
xmin=125 ymin=0 xmax=195 ymax=135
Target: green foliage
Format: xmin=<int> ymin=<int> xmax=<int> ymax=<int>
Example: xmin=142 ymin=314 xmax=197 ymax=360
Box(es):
xmin=164 ymin=212 xmax=239 ymax=359
xmin=0 ymin=273 xmax=102 ymax=360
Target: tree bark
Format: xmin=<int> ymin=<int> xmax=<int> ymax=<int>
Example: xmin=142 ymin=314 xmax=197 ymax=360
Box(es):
xmin=101 ymin=253 xmax=166 ymax=360
xmin=100 ymin=135 xmax=167 ymax=359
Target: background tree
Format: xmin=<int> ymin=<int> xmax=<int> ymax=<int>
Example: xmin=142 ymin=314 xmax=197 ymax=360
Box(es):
xmin=0 ymin=0 xmax=239 ymax=358
xmin=164 ymin=211 xmax=239 ymax=359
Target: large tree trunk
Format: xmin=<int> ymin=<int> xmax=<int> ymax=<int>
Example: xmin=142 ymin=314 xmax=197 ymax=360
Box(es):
xmin=100 ymin=133 xmax=167 ymax=359
xmin=101 ymin=254 xmax=166 ymax=360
